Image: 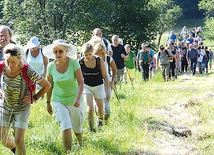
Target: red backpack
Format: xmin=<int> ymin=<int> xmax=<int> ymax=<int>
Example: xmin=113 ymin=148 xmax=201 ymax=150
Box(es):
xmin=0 ymin=61 xmax=36 ymax=104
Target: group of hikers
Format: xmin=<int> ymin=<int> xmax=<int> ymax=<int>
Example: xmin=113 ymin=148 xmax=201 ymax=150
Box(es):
xmin=0 ymin=24 xmax=213 ymax=155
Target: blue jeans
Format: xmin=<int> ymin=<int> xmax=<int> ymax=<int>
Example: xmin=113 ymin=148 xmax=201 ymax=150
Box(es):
xmin=190 ymin=58 xmax=197 ymax=75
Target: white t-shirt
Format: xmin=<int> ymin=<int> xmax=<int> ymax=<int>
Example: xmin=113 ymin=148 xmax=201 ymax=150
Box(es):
xmin=198 ymin=49 xmax=205 ymax=63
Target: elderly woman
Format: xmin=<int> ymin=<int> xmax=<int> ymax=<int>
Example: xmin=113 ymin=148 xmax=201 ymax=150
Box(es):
xmin=0 ymin=43 xmax=50 ymax=155
xmin=93 ymin=43 xmax=117 ymax=122
xmin=26 ymin=36 xmax=48 ymax=80
xmin=46 ymin=39 xmax=84 ymax=153
xmin=79 ymin=42 xmax=110 ymax=132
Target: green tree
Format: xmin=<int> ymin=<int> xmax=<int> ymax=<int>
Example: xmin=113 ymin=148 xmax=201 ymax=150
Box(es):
xmin=149 ymin=0 xmax=182 ymax=47
xmin=0 ymin=0 xmax=110 ymax=46
xmin=199 ymin=0 xmax=214 ymax=40
xmin=105 ymin=0 xmax=159 ymax=51
xmin=0 ymin=0 xmax=169 ymax=51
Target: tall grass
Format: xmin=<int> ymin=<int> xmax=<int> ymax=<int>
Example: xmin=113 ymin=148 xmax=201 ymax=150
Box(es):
xmin=1 ymin=68 xmax=214 ymax=154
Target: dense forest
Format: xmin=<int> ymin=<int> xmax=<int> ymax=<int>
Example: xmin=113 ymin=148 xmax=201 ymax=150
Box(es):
xmin=0 ymin=0 xmax=206 ymax=50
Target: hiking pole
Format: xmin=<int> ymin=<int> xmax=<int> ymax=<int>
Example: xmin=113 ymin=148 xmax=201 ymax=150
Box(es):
xmin=126 ymin=67 xmax=134 ymax=89
xmin=113 ymin=87 xmax=120 ymax=103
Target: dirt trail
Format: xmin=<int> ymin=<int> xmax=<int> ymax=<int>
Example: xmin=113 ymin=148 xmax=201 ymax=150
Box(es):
xmin=148 ymin=73 xmax=214 ymax=155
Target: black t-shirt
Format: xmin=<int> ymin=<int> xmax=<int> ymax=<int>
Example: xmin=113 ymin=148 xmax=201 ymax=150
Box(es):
xmin=79 ymin=57 xmax=103 ymax=87
xmin=112 ymin=44 xmax=127 ymax=69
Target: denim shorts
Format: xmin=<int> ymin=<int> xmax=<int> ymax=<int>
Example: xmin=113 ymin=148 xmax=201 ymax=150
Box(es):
xmin=0 ymin=104 xmax=30 ymax=129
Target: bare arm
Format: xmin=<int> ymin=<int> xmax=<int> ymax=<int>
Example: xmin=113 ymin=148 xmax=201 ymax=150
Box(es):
xmin=109 ymin=59 xmax=117 ymax=88
xmin=73 ymin=68 xmax=84 ymax=107
xmin=46 ymin=74 xmax=54 ymax=115
xmin=100 ymin=58 xmax=110 ymax=101
xmin=43 ymin=55 xmax=48 ymax=78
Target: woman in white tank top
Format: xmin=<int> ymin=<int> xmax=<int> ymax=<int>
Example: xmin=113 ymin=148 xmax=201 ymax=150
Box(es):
xmin=26 ymin=36 xmax=48 ymax=78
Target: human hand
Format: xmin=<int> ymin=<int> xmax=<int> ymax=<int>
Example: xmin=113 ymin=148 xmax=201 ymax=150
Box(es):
xmin=106 ymin=91 xmax=110 ymax=101
xmin=47 ymin=103 xmax=53 ymax=115
xmin=73 ymin=99 xmax=80 ymax=107
xmin=121 ymin=53 xmax=125 ymax=58
xmin=21 ymin=95 xmax=31 ymax=104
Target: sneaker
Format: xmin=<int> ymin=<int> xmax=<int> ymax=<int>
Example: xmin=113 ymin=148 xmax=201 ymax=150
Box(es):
xmin=90 ymin=128 xmax=96 ymax=133
xmin=11 ymin=148 xmax=16 ymax=154
xmin=97 ymin=118 xmax=103 ymax=127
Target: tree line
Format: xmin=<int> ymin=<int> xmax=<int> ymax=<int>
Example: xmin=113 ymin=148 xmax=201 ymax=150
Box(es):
xmin=0 ymin=0 xmax=203 ymax=51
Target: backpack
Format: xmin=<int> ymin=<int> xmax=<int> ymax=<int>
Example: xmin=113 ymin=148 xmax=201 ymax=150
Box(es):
xmin=106 ymin=55 xmax=111 ymax=76
xmin=158 ymin=49 xmax=170 ymax=57
xmin=0 ymin=61 xmax=36 ymax=104
xmin=138 ymin=50 xmax=152 ymax=64
xmin=103 ymin=39 xmax=108 ymax=49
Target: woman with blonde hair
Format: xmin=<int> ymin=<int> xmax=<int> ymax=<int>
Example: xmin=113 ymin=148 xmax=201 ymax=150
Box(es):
xmin=46 ymin=39 xmax=85 ymax=153
xmin=79 ymin=42 xmax=110 ymax=132
xmin=0 ymin=43 xmax=50 ymax=155
xmin=93 ymin=43 xmax=117 ymax=123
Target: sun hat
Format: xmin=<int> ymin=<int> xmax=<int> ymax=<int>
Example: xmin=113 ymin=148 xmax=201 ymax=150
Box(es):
xmin=27 ymin=36 xmax=40 ymax=49
xmin=42 ymin=39 xmax=77 ymax=59
xmin=141 ymin=43 xmax=148 ymax=47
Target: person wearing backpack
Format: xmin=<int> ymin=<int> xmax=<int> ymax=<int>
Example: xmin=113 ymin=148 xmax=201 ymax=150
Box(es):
xmin=26 ymin=37 xmax=48 ymax=87
xmin=79 ymin=42 xmax=110 ymax=132
xmin=0 ymin=43 xmax=50 ymax=155
xmin=93 ymin=43 xmax=117 ymax=123
xmin=92 ymin=28 xmax=113 ymax=56
xmin=156 ymin=45 xmax=174 ymax=81
xmin=136 ymin=43 xmax=153 ymax=81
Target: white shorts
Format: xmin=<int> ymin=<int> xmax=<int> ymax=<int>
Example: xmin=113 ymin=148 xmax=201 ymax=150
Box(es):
xmin=53 ymin=101 xmax=85 ymax=133
xmin=83 ymin=84 xmax=106 ymax=99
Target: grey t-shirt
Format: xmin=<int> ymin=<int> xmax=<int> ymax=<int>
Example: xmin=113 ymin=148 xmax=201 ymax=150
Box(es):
xmin=157 ymin=50 xmax=173 ymax=65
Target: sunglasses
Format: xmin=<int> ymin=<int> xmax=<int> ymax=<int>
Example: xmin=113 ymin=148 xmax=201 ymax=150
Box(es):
xmin=4 ymin=49 xmax=18 ymax=56
xmin=53 ymin=50 xmax=64 ymax=54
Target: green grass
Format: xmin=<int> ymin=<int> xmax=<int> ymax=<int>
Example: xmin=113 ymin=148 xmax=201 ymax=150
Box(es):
xmin=2 ymin=69 xmax=214 ymax=154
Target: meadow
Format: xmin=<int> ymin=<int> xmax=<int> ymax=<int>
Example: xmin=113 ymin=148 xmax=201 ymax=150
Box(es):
xmin=1 ymin=68 xmax=214 ymax=154
xmin=1 ymin=19 xmax=214 ymax=154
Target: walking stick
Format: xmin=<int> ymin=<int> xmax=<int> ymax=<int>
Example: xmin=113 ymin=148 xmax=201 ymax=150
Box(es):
xmin=126 ymin=67 xmax=134 ymax=89
xmin=113 ymin=87 xmax=120 ymax=103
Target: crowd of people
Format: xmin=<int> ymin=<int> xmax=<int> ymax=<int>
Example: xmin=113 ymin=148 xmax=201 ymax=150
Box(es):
xmin=0 ymin=24 xmax=213 ymax=154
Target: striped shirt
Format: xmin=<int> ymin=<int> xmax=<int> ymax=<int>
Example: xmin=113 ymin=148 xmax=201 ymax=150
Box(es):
xmin=1 ymin=65 xmax=42 ymax=108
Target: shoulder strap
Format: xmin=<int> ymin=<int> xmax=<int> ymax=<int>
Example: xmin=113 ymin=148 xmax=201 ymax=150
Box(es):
xmin=79 ymin=57 xmax=84 ymax=65
xmin=103 ymin=39 xmax=108 ymax=48
xmin=96 ymin=56 xmax=101 ymax=67
xmin=22 ymin=63 xmax=31 ymax=84
xmin=0 ymin=61 xmax=5 ymax=74
xmin=165 ymin=50 xmax=169 ymax=56
xmin=106 ymin=55 xmax=111 ymax=75
xmin=107 ymin=55 xmax=110 ymax=65
xmin=25 ymin=49 xmax=29 ymax=57
xmin=21 ymin=63 xmax=36 ymax=104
